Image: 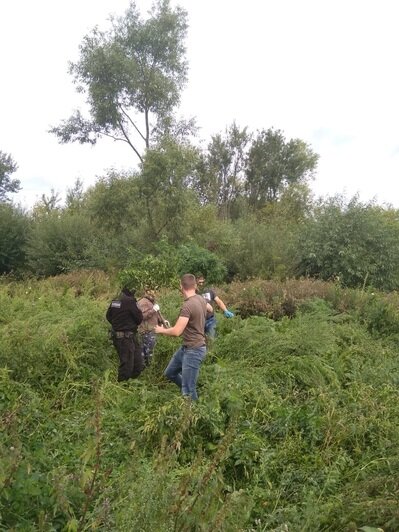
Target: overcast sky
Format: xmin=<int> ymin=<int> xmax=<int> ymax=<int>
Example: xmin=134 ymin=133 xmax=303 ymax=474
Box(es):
xmin=1 ymin=0 xmax=399 ymax=209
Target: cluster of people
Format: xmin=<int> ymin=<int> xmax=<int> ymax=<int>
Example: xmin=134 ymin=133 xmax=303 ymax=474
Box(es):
xmin=105 ymin=273 xmax=235 ymax=400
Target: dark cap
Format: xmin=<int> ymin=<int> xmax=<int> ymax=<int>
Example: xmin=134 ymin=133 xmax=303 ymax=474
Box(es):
xmin=121 ymin=287 xmax=135 ymax=297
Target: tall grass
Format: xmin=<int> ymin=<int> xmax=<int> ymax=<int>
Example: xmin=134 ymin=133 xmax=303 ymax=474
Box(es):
xmin=1 ymin=272 xmax=399 ymax=530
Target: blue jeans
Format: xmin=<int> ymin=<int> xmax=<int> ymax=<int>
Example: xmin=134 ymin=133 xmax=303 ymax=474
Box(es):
xmin=164 ymin=345 xmax=206 ymax=400
xmin=205 ymin=315 xmax=217 ymax=338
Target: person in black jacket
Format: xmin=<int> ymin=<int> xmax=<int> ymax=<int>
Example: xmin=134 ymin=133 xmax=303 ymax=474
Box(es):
xmin=106 ymin=287 xmax=143 ymax=381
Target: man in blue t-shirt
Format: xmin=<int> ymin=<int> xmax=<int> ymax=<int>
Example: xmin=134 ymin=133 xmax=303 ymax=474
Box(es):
xmin=196 ymin=274 xmax=235 ymax=338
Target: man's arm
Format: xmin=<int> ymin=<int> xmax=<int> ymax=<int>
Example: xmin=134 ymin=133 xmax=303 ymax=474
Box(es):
xmin=155 ymin=316 xmax=189 ymax=337
xmin=214 ymin=296 xmax=235 ymax=318
xmin=214 ymin=296 xmax=228 ymax=312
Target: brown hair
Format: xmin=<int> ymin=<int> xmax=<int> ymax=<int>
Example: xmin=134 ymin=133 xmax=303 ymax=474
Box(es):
xmin=180 ymin=273 xmax=197 ymax=290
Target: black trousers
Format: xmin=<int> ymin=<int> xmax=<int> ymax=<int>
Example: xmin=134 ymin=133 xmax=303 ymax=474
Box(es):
xmin=112 ymin=332 xmax=143 ymax=381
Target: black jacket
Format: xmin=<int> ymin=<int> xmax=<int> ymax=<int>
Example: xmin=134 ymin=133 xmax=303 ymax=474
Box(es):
xmin=106 ymin=292 xmax=143 ymax=332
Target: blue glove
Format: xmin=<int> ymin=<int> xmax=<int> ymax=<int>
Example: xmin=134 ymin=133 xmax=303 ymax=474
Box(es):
xmin=224 ymin=310 xmax=234 ymax=318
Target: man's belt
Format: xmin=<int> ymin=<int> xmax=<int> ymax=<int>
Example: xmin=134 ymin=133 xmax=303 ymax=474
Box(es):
xmin=114 ymin=330 xmax=135 ymax=338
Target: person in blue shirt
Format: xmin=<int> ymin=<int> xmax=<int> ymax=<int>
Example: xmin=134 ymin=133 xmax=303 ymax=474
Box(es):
xmin=196 ymin=274 xmax=234 ymax=338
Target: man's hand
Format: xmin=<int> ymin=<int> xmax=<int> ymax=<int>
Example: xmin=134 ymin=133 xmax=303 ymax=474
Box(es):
xmin=155 ymin=316 xmax=188 ymax=337
xmin=224 ymin=309 xmax=234 ymax=318
xmin=153 ymin=304 xmax=160 ymax=312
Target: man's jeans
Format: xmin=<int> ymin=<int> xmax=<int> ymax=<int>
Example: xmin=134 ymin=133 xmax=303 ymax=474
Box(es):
xmin=205 ymin=315 xmax=217 ymax=339
xmin=164 ymin=345 xmax=206 ymax=400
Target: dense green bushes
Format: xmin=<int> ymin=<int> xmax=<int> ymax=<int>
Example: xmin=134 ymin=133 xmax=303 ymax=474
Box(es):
xmin=26 ymin=212 xmax=95 ymax=276
xmin=119 ymin=241 xmax=228 ymax=291
xmin=3 ymin=175 xmax=399 ymax=293
xmin=296 ymin=196 xmax=399 ymax=290
xmin=1 ymin=272 xmax=399 ymax=530
xmin=0 ymin=203 xmax=28 ymax=274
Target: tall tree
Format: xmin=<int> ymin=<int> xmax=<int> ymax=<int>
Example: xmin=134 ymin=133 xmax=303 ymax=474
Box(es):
xmin=245 ymin=128 xmax=318 ymax=207
xmin=32 ymin=189 xmax=61 ymax=218
xmin=0 ymin=151 xmax=21 ymax=202
xmin=139 ymin=137 xmax=199 ymax=240
xmin=65 ymin=178 xmax=85 ymax=212
xmin=50 ymin=0 xmax=188 ymax=162
xmin=193 ymin=123 xmax=250 ymax=219
xmin=85 ymin=171 xmax=142 ymax=233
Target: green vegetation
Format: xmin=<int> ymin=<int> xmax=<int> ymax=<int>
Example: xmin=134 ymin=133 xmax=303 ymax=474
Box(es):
xmin=1 ymin=272 xmax=398 ymax=530
xmin=2 ymin=3 xmax=399 ymax=528
xmin=3 ymin=0 xmax=399 ymax=292
xmin=2 ymin=2 xmax=399 ymax=292
xmin=50 ymin=0 xmax=189 ymax=161
xmin=0 ymin=151 xmax=20 ymax=202
xmin=4 ymin=179 xmax=399 ymax=293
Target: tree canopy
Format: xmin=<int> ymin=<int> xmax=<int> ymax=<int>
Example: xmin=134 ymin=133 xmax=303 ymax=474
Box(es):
xmin=246 ymin=128 xmax=319 ymax=206
xmin=0 ymin=151 xmax=21 ymax=202
xmin=193 ymin=123 xmax=250 ymax=219
xmin=296 ymin=195 xmax=399 ymax=290
xmin=50 ymin=0 xmax=189 ymax=162
xmin=10 ymin=1 xmax=399 ymax=293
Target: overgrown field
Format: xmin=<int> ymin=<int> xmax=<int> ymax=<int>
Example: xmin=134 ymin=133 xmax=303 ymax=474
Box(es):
xmin=1 ymin=271 xmax=399 ymax=531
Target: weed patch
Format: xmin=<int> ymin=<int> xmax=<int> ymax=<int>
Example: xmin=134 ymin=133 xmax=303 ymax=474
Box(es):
xmin=1 ymin=273 xmax=399 ymax=530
